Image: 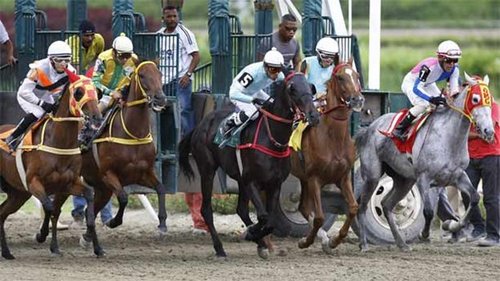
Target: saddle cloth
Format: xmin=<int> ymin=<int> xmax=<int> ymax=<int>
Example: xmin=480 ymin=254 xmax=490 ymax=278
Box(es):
xmin=213 ymin=115 xmax=243 ymax=148
xmin=379 ymin=109 xmax=430 ymax=154
xmin=0 ymin=125 xmax=39 ymax=154
xmin=289 ymin=120 xmax=308 ymax=151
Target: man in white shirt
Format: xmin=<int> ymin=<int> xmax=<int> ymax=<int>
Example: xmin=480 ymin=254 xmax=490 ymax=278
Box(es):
xmin=0 ymin=19 xmax=17 ymax=66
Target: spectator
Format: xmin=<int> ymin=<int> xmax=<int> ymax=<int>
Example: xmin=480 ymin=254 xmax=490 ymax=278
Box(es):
xmin=257 ymin=14 xmax=301 ymax=71
xmin=157 ymin=6 xmax=205 ymax=234
xmin=460 ymin=99 xmax=500 ymax=247
xmin=66 ymin=20 xmax=105 ymax=74
xmin=0 ymin=19 xmax=17 ymax=66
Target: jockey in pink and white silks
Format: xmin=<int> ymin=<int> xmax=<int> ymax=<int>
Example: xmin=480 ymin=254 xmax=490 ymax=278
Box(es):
xmin=393 ymin=40 xmax=462 ymax=140
xmin=221 ymin=47 xmax=285 ymax=136
xmin=2 ymin=40 xmax=76 ymax=151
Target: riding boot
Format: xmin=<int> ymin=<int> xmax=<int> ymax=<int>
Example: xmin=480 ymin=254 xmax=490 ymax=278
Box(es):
xmin=221 ymin=111 xmax=248 ymax=137
xmin=2 ymin=113 xmax=38 ymax=151
xmin=392 ymin=112 xmax=416 ymax=140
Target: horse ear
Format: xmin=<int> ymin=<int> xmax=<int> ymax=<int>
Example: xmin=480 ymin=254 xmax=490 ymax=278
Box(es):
xmin=348 ymin=57 xmax=353 ymax=66
xmin=464 ymin=72 xmax=476 ymax=86
xmin=483 ymin=75 xmax=490 ymax=86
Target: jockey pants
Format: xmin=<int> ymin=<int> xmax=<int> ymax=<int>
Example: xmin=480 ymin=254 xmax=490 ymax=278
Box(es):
xmin=401 ymin=74 xmax=441 ymax=117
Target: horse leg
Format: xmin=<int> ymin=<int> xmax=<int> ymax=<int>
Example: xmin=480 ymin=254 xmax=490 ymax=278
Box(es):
xmin=0 ymin=188 xmax=30 ymax=260
xmin=71 ymin=180 xmax=105 ymax=257
xmin=382 ymin=176 xmax=415 ymax=251
xmin=141 ymin=169 xmax=167 ymax=234
xmin=236 ymin=181 xmax=254 ymax=227
xmin=447 ymin=171 xmax=480 ymax=232
xmin=48 ymin=193 xmax=69 ymax=256
xmin=418 ymin=186 xmax=441 ymax=242
xmin=243 ymin=182 xmax=268 ymax=242
xmin=297 ymin=178 xmax=323 ymax=249
xmin=29 ymin=177 xmax=53 ymax=244
xmin=357 ymin=177 xmax=381 ymax=252
xmin=330 ymin=173 xmax=358 ymax=250
xmin=101 ymin=171 xmax=127 ymax=228
xmin=199 ymin=168 xmax=227 ymax=258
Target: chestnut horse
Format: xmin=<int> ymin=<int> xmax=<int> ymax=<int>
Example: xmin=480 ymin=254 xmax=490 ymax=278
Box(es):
xmin=0 ymin=75 xmax=103 ymax=259
xmin=80 ymin=61 xmax=168 ymax=245
xmin=179 ymin=72 xmax=320 ymax=259
xmin=290 ymin=61 xmax=364 ymax=253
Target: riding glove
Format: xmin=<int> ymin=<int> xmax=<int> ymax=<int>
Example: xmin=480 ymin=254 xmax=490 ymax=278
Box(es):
xmin=428 ymin=96 xmax=447 ymax=106
xmin=252 ymin=98 xmax=273 ymax=108
xmin=39 ymin=101 xmax=57 ymax=113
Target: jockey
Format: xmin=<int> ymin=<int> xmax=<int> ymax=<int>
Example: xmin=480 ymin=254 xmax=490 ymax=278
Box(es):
xmin=393 ymin=40 xmax=462 ymax=140
xmin=2 ymin=40 xmax=76 ymax=151
xmin=299 ymin=37 xmax=339 ymax=104
xmin=221 ymin=47 xmax=285 ymax=136
xmin=92 ymin=33 xmax=138 ymax=113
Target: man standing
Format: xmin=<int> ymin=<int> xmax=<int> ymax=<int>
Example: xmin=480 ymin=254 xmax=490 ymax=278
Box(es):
xmin=257 ymin=14 xmax=301 ymax=70
xmin=0 ymin=19 xmax=16 ymax=66
xmin=157 ymin=6 xmax=206 ymax=234
xmin=66 ymin=20 xmax=104 ymax=74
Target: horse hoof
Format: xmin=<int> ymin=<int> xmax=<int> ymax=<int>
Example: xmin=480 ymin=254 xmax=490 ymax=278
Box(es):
xmin=298 ymin=237 xmax=309 ymax=249
xmin=95 ymin=248 xmax=106 ymax=258
xmin=106 ymin=219 xmax=121 ymax=229
xmin=79 ymin=235 xmax=91 ymax=249
xmin=399 ymin=244 xmax=412 ymax=252
xmin=2 ymin=251 xmax=15 ymax=260
xmin=157 ymin=226 xmax=168 ymax=236
xmin=50 ymin=250 xmax=62 ymax=257
xmin=418 ymin=233 xmax=430 ymax=243
xmin=322 ymin=242 xmax=333 ymax=255
xmin=442 ymin=219 xmax=461 ymax=232
xmin=359 ymin=244 xmax=369 ymax=253
xmin=34 ymin=233 xmax=46 ymax=243
xmin=257 ymin=247 xmax=269 ymax=260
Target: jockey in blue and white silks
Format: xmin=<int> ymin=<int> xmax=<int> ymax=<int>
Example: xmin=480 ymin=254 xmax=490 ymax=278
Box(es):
xmin=221 ymin=47 xmax=285 ymax=135
xmin=299 ymin=37 xmax=339 ymax=103
xmin=393 ymin=40 xmax=462 ymax=140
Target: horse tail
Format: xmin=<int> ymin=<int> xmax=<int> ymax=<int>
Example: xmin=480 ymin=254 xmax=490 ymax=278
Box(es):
xmin=178 ymin=131 xmax=195 ymax=181
xmin=354 ymin=127 xmax=370 ymax=152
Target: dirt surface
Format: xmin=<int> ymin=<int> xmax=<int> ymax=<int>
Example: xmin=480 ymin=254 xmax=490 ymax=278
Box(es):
xmin=1 ymin=209 xmax=499 ymax=281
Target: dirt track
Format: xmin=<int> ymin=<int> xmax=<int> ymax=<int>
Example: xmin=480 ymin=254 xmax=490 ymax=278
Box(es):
xmin=1 ymin=209 xmax=499 ymax=281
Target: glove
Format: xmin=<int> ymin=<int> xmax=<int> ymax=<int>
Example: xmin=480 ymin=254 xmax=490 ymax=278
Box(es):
xmin=252 ymin=98 xmax=272 ymax=107
xmin=428 ymin=96 xmax=447 ymax=106
xmin=39 ymin=101 xmax=57 ymax=113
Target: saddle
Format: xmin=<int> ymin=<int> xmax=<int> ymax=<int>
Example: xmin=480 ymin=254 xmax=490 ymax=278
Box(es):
xmin=214 ymin=115 xmax=247 ymax=148
xmin=379 ymin=109 xmax=430 ymax=154
xmin=0 ymin=118 xmax=47 ymax=154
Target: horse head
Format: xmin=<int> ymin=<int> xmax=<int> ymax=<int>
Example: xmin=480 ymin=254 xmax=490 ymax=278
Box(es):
xmin=129 ymin=61 xmax=168 ymax=112
xmin=459 ymin=72 xmax=494 ymax=142
xmin=283 ymin=72 xmax=320 ymax=126
xmin=64 ymin=70 xmax=103 ymax=145
xmin=328 ymin=59 xmax=364 ymax=112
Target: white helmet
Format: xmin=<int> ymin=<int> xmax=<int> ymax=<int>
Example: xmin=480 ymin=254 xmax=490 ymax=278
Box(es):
xmin=437 ymin=40 xmax=462 ymax=59
xmin=112 ymin=33 xmax=133 ymax=53
xmin=263 ymin=47 xmax=284 ymax=68
xmin=47 ymin=40 xmax=71 ymax=57
xmin=316 ymin=37 xmax=339 ymax=56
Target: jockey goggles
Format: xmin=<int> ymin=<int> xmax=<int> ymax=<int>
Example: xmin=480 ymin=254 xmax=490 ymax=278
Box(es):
xmin=52 ymin=57 xmax=71 ymax=64
xmin=116 ymin=52 xmax=132 ymax=60
xmin=266 ymin=65 xmax=282 ymax=74
xmin=318 ymin=52 xmax=337 ymax=63
xmin=443 ymin=57 xmax=459 ymax=64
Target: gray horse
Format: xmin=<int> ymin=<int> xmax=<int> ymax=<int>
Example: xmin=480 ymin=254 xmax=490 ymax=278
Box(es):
xmin=355 ymin=73 xmax=494 ymax=251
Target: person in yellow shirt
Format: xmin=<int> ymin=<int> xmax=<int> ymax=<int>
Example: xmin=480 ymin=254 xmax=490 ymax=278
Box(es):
xmin=66 ymin=20 xmax=104 ymax=74
xmin=92 ymin=33 xmax=137 ymax=112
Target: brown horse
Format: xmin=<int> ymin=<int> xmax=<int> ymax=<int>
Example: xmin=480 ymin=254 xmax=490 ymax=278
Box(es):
xmin=0 ymin=74 xmax=103 ymax=259
xmin=80 ymin=61 xmax=168 ymax=245
xmin=290 ymin=60 xmax=364 ymax=253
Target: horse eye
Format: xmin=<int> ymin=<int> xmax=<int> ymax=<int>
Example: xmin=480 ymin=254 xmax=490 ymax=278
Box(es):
xmin=471 ymin=93 xmax=481 ymax=105
xmin=74 ymin=89 xmax=84 ymax=101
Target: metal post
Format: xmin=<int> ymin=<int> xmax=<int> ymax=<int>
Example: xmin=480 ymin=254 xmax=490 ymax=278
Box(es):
xmin=15 ymin=0 xmax=36 ymax=84
xmin=112 ymin=0 xmax=135 ymax=38
xmin=67 ymin=0 xmax=87 ymax=30
xmin=254 ymin=0 xmax=273 ymax=35
xmin=208 ymin=0 xmax=231 ymax=97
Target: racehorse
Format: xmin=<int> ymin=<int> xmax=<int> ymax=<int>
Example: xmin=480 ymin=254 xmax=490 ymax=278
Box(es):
xmin=80 ymin=61 xmax=168 ymax=245
xmin=0 ymin=74 xmax=103 ymax=259
xmin=178 ymin=72 xmax=320 ymax=258
xmin=290 ymin=61 xmax=364 ymax=253
xmin=355 ymin=73 xmax=494 ymax=251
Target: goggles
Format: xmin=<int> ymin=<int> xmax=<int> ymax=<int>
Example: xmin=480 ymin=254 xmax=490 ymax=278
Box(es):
xmin=318 ymin=52 xmax=337 ymax=63
xmin=266 ymin=65 xmax=282 ymax=74
xmin=443 ymin=57 xmax=459 ymax=64
xmin=52 ymin=57 xmax=71 ymax=64
xmin=116 ymin=52 xmax=132 ymax=60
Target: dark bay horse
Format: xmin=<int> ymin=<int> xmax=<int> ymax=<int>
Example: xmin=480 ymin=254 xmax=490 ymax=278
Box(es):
xmin=290 ymin=61 xmax=364 ymax=253
xmin=0 ymin=74 xmax=102 ymax=259
xmin=80 ymin=61 xmax=168 ymax=245
xmin=355 ymin=73 xmax=494 ymax=252
xmin=179 ymin=72 xmax=320 ymax=259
